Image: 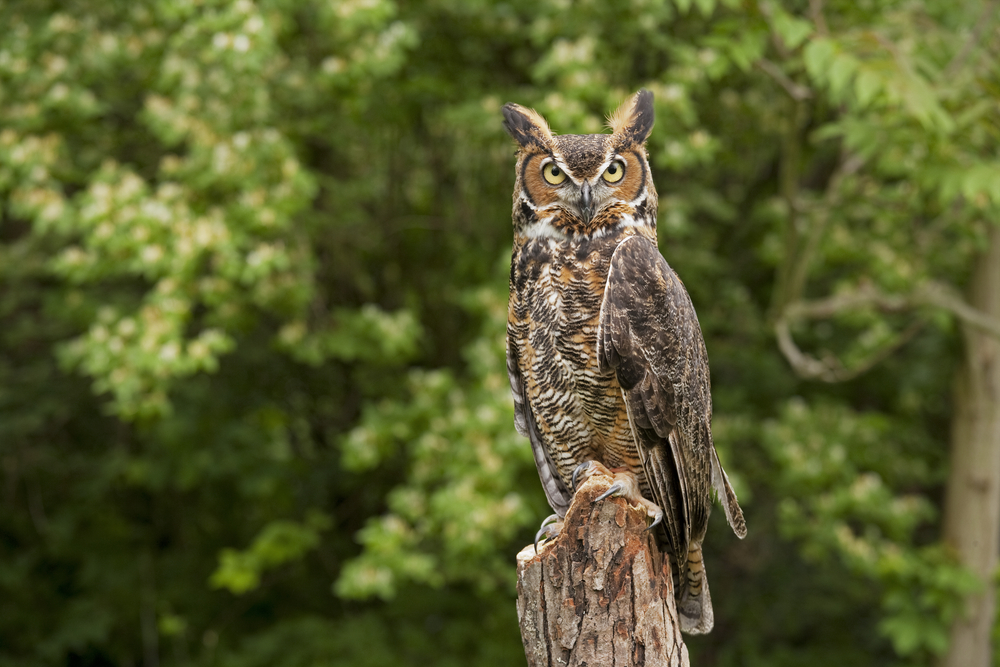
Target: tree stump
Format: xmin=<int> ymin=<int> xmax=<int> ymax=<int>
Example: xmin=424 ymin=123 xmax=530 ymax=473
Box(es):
xmin=516 ymin=470 xmax=690 ymax=667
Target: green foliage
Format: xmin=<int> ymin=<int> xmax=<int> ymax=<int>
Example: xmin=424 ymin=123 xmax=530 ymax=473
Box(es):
xmin=336 ymin=287 xmax=538 ymax=600
xmin=763 ymin=400 xmax=978 ymax=660
xmin=211 ymin=510 xmax=331 ymax=594
xmin=2 ymin=0 xmax=998 ymax=665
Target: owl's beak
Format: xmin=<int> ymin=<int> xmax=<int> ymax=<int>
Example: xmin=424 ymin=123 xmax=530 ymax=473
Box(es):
xmin=580 ymin=182 xmax=594 ymax=221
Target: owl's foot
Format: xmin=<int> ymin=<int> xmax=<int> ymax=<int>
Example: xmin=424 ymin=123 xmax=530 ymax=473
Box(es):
xmin=572 ymin=460 xmax=664 ymax=531
xmin=571 ymin=460 xmax=603 ymax=490
xmin=533 ymin=513 xmax=562 ymax=553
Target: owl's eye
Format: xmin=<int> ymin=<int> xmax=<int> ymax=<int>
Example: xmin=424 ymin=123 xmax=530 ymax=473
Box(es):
xmin=602 ymin=160 xmax=625 ymax=183
xmin=542 ymin=162 xmax=566 ymax=185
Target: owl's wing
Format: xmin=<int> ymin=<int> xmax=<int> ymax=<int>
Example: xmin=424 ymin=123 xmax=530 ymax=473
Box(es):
xmin=507 ymin=337 xmax=572 ymax=517
xmin=597 ymin=236 xmax=746 ymax=557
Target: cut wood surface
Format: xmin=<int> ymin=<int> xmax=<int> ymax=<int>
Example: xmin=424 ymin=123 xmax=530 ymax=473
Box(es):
xmin=516 ymin=470 xmax=689 ymax=667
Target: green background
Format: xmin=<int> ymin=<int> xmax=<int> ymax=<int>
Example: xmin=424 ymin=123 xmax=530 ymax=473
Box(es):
xmin=1 ymin=0 xmax=998 ymax=665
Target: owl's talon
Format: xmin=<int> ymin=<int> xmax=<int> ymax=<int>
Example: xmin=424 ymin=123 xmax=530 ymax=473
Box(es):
xmin=595 ymin=482 xmax=624 ymax=502
xmin=587 ymin=469 xmax=665 ymax=533
xmin=571 ymin=461 xmax=593 ymax=490
xmin=572 ymin=460 xmax=614 ymax=490
xmin=534 ymin=513 xmax=562 ymax=553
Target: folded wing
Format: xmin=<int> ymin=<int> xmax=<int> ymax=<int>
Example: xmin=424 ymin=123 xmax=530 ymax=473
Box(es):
xmin=596 ymin=235 xmax=746 ymax=568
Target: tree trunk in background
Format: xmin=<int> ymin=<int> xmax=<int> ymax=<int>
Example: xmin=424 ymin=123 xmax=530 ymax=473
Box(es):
xmin=941 ymin=223 xmax=1000 ymax=667
xmin=516 ymin=472 xmax=689 ymax=667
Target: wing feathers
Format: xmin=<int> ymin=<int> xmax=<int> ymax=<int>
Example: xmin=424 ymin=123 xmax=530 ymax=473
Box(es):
xmin=506 ymin=338 xmax=572 ymax=516
xmin=711 ymin=448 xmax=747 ymax=539
xmin=599 ymin=234 xmax=745 ymax=551
xmin=506 ymin=341 xmax=529 ymax=437
xmin=620 ymin=389 xmax=687 ymax=557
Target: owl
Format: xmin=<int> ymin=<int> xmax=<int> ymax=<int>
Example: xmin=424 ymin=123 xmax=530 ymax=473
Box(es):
xmin=503 ymin=90 xmax=746 ymax=634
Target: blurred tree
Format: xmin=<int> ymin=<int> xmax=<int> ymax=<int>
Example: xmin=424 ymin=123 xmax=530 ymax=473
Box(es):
xmin=0 ymin=0 xmax=997 ymax=666
xmin=753 ymin=4 xmax=1000 ymax=664
xmin=941 ymin=227 xmax=1000 ymax=667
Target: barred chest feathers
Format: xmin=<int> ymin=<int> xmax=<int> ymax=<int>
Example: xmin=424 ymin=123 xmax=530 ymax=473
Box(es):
xmin=507 ymin=228 xmax=653 ymax=498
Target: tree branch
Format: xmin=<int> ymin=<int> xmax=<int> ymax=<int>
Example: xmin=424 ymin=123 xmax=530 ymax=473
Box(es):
xmin=775 ymin=281 xmax=1000 ymax=382
xmin=516 ymin=471 xmax=689 ymax=667
xmin=775 ymin=315 xmax=923 ymax=382
xmin=919 ymin=281 xmax=1000 ymax=340
xmin=771 ymin=151 xmax=865 ymax=318
xmin=809 ymin=0 xmax=829 ymax=35
xmin=756 ymin=59 xmax=812 ymax=101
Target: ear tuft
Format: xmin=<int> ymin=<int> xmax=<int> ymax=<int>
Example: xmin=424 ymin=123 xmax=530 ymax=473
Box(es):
xmin=608 ymin=89 xmax=654 ymax=144
xmin=502 ymin=103 xmax=554 ymax=149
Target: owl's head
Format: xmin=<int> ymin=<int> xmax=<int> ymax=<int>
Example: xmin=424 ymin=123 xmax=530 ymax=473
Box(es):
xmin=502 ymin=90 xmax=657 ymax=239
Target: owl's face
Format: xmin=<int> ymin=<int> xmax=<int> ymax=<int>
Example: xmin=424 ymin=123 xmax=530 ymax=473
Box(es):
xmin=502 ymin=90 xmax=658 ymax=239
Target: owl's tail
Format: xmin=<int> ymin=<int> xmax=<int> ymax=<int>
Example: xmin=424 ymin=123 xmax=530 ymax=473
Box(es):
xmin=677 ymin=543 xmax=714 ymax=635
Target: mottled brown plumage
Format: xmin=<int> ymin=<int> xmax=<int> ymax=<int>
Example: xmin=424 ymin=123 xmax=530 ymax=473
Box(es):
xmin=503 ymin=90 xmax=746 ymax=635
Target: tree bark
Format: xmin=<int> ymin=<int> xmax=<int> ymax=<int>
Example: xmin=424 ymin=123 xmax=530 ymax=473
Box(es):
xmin=941 ymin=223 xmax=1000 ymax=667
xmin=516 ymin=470 xmax=689 ymax=667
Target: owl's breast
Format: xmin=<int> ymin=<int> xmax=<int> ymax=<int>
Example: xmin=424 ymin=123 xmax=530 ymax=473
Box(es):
xmin=508 ymin=231 xmax=643 ymax=488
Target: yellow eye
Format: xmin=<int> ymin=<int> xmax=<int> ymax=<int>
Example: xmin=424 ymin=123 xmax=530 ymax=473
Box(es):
xmin=542 ymin=162 xmax=566 ymax=185
xmin=602 ymin=160 xmax=625 ymax=183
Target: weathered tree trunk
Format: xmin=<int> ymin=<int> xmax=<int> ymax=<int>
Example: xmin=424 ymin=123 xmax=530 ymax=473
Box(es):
xmin=941 ymin=223 xmax=1000 ymax=667
xmin=516 ymin=470 xmax=689 ymax=667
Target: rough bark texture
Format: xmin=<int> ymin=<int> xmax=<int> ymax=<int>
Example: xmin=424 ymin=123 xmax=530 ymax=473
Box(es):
xmin=941 ymin=223 xmax=1000 ymax=667
xmin=516 ymin=470 xmax=689 ymax=667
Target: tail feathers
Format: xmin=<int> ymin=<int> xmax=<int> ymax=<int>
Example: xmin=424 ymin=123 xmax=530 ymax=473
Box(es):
xmin=677 ymin=544 xmax=714 ymax=634
xmin=711 ymin=449 xmax=747 ymax=539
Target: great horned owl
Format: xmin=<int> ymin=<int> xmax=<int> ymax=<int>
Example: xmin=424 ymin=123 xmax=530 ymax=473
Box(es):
xmin=503 ymin=90 xmax=746 ymax=634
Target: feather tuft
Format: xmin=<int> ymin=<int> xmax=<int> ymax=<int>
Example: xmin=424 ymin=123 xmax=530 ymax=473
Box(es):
xmin=501 ymin=103 xmax=554 ymax=148
xmin=608 ymin=89 xmax=655 ymax=144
